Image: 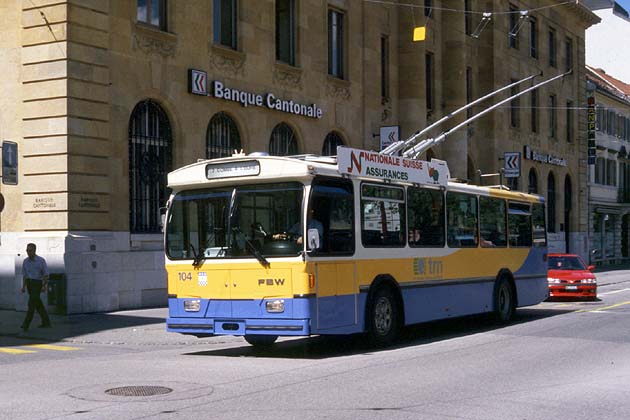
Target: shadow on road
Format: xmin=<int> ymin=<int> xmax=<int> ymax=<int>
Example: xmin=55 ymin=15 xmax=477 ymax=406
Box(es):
xmin=185 ymin=307 xmax=574 ymax=360
xmin=0 ymin=309 xmax=165 ymax=345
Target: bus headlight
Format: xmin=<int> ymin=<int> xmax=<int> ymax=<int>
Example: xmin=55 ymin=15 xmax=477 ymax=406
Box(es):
xmin=184 ymin=299 xmax=201 ymax=312
xmin=266 ymin=300 xmax=285 ymax=313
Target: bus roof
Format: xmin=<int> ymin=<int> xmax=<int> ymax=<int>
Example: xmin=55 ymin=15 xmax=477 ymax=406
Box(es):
xmin=167 ymin=148 xmax=543 ymax=204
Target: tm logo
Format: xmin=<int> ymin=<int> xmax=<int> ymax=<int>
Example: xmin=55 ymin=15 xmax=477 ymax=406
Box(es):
xmin=413 ymin=258 xmax=443 ymax=276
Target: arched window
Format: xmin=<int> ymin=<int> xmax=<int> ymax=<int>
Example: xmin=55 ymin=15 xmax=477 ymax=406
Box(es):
xmin=206 ymin=112 xmax=241 ymax=159
xmin=269 ymin=123 xmax=298 ymax=156
xmin=128 ymin=100 xmax=172 ymax=233
xmin=322 ymin=131 xmax=344 ymax=156
xmin=547 ymin=172 xmax=556 ymax=233
xmin=528 ymin=168 xmax=538 ymax=194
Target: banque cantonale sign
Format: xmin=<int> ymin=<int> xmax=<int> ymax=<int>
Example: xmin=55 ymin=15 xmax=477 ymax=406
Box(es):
xmin=212 ymin=81 xmax=323 ymax=119
xmin=523 ymin=145 xmax=567 ymax=167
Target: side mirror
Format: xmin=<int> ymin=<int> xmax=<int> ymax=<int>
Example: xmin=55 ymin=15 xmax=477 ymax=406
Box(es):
xmin=587 ymin=265 xmax=595 ymax=271
xmin=307 ymin=228 xmax=320 ymax=250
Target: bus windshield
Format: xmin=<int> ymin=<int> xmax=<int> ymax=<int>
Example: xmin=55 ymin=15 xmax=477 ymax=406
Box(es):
xmin=166 ymin=182 xmax=304 ymax=261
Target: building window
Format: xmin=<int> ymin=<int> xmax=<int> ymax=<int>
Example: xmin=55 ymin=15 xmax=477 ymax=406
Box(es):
xmin=548 ymin=172 xmax=556 ymax=233
xmin=464 ymin=0 xmax=472 ymax=35
xmin=137 ymin=0 xmax=167 ymax=30
xmin=269 ymin=123 xmax=299 ymax=156
xmin=564 ymin=37 xmax=573 ymax=72
xmin=381 ymin=35 xmax=390 ymax=102
xmin=322 ymin=131 xmax=344 ymax=156
xmin=531 ymin=89 xmax=538 ymax=133
xmin=424 ymin=0 xmax=433 ymax=17
xmin=510 ymin=79 xmax=520 ymax=128
xmin=276 ymin=0 xmax=296 ymax=65
xmin=508 ymin=4 xmax=519 ymax=49
xmin=328 ymin=9 xmax=344 ymax=79
xmin=607 ymin=159 xmax=617 ymax=186
xmin=548 ymin=27 xmax=556 ymax=68
xmin=566 ymin=100 xmax=573 ymax=143
xmin=529 ymin=16 xmax=538 ymax=58
xmin=214 ymin=0 xmax=237 ymax=49
xmin=549 ymin=94 xmax=557 ymax=138
xmin=596 ymin=106 xmax=605 ymax=132
xmin=128 ymin=100 xmax=172 ymax=233
xmin=595 ymin=157 xmax=605 ymax=184
xmin=206 ymin=112 xmax=241 ymax=159
xmin=426 ymin=52 xmax=434 ymax=113
xmin=528 ymin=168 xmax=538 ymax=194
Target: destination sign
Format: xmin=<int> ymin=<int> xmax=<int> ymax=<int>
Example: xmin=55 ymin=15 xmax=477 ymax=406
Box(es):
xmin=337 ymin=147 xmax=449 ymax=186
xmin=206 ymin=161 xmax=260 ymax=180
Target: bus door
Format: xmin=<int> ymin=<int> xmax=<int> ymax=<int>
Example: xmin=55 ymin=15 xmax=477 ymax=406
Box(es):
xmin=307 ymin=177 xmax=357 ymax=331
xmin=315 ymin=260 xmax=356 ymax=330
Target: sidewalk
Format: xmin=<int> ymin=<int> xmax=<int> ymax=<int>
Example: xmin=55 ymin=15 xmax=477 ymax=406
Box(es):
xmin=0 ymin=307 xmax=208 ymax=346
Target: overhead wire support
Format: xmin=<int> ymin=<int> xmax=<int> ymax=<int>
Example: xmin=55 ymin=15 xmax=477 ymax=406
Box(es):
xmin=381 ymin=72 xmax=542 ymax=156
xmin=403 ymin=70 xmax=573 ymax=159
xmin=471 ymin=12 xmax=492 ymax=39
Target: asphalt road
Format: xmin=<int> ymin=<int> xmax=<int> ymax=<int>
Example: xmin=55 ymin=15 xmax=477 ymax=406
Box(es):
xmin=1 ymin=271 xmax=630 ymax=420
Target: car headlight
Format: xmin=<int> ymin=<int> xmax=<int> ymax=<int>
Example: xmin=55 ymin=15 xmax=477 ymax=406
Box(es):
xmin=547 ymin=277 xmax=561 ymax=284
xmin=581 ymin=278 xmax=597 ymax=284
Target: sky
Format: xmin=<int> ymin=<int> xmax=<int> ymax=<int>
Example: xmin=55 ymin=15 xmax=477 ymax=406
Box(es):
xmin=618 ymin=0 xmax=630 ymax=10
xmin=586 ymin=3 xmax=630 ymax=83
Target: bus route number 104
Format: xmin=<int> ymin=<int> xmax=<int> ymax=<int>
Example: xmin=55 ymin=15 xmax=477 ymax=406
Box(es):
xmin=177 ymin=272 xmax=193 ymax=281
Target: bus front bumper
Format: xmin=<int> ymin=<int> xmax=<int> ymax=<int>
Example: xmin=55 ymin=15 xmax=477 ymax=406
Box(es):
xmin=166 ymin=317 xmax=310 ymax=337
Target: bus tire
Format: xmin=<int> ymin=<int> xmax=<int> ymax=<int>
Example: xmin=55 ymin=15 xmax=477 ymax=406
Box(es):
xmin=367 ymin=286 xmax=401 ymax=346
xmin=244 ymin=334 xmax=278 ymax=347
xmin=493 ymin=276 xmax=515 ymax=323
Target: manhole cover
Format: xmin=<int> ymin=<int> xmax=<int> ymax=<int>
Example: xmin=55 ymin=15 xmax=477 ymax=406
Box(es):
xmin=104 ymin=386 xmax=173 ymax=397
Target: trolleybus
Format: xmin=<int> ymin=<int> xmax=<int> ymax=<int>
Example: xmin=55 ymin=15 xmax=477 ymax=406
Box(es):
xmin=165 ymin=147 xmax=548 ymax=346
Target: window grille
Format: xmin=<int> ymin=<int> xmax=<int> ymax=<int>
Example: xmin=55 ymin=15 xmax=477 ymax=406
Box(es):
xmin=322 ymin=131 xmax=344 ymax=156
xmin=269 ymin=123 xmax=298 ymax=156
xmin=128 ymin=100 xmax=172 ymax=233
xmin=207 ymin=112 xmax=241 ymax=159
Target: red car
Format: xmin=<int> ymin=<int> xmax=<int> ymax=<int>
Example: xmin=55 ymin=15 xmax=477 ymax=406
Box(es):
xmin=547 ymin=253 xmax=597 ymax=300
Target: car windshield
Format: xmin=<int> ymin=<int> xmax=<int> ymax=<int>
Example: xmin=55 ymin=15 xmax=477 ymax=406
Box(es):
xmin=166 ymin=182 xmax=304 ymax=261
xmin=548 ymin=256 xmax=586 ymax=270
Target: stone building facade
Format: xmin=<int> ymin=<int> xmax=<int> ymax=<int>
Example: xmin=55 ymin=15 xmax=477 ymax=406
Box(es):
xmin=0 ymin=0 xmax=598 ymax=313
xmin=586 ymin=65 xmax=630 ymax=265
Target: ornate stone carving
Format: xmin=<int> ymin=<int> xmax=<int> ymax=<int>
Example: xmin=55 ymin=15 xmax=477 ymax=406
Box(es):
xmin=132 ymin=25 xmax=177 ymax=57
xmin=210 ymin=44 xmax=246 ymax=77
xmin=326 ymin=77 xmax=351 ymax=100
xmin=273 ymin=64 xmax=302 ymax=89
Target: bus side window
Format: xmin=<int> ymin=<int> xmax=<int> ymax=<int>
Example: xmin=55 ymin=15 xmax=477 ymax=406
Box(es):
xmin=479 ymin=196 xmax=507 ymax=247
xmin=508 ymin=202 xmax=533 ymax=247
xmin=446 ymin=192 xmax=478 ymax=248
xmin=309 ymin=178 xmax=355 ymax=255
xmin=361 ymin=183 xmax=406 ymax=248
xmin=532 ymin=203 xmax=547 ymax=247
xmin=408 ymin=187 xmax=445 ymax=247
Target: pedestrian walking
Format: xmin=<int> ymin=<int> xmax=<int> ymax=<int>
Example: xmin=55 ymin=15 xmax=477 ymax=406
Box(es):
xmin=20 ymin=243 xmax=51 ymax=331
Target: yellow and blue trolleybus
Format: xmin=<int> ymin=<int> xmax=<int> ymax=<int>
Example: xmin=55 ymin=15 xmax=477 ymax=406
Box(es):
xmin=165 ymin=147 xmax=548 ymax=346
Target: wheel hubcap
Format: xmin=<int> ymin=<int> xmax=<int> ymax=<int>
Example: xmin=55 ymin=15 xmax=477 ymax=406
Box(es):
xmin=374 ymin=296 xmax=393 ymax=335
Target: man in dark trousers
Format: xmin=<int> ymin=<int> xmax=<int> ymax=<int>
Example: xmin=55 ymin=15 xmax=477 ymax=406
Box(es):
xmin=21 ymin=243 xmax=51 ymax=331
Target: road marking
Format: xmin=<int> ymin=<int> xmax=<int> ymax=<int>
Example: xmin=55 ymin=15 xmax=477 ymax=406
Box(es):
xmin=599 ymin=288 xmax=630 ymax=296
xmin=579 ymin=301 xmax=630 ymax=313
xmin=0 ymin=348 xmax=36 ymax=355
xmin=25 ymin=344 xmax=81 ymax=351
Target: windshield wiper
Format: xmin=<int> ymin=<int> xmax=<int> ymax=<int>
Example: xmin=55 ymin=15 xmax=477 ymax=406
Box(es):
xmin=232 ymin=227 xmax=270 ymax=268
xmin=189 ymin=243 xmax=204 ymax=267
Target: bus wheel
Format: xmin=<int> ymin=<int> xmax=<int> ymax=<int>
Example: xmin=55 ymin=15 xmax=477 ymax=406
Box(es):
xmin=368 ymin=287 xmax=400 ymax=346
xmin=494 ymin=277 xmax=515 ymax=323
xmin=244 ymin=334 xmax=278 ymax=347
